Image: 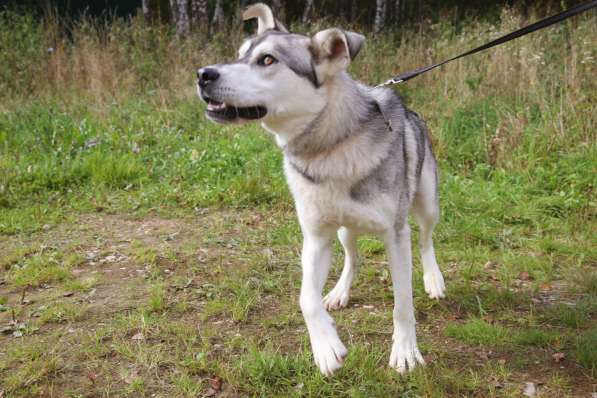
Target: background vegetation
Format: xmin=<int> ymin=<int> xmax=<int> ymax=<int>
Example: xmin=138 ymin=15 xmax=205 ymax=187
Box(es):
xmin=0 ymin=1 xmax=595 ymax=397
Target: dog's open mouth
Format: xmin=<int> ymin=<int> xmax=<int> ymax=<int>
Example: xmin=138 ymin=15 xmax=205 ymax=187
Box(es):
xmin=204 ymin=97 xmax=267 ymax=122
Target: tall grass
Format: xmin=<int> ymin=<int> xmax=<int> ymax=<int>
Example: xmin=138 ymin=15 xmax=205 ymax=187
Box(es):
xmin=0 ymin=6 xmax=595 ymax=233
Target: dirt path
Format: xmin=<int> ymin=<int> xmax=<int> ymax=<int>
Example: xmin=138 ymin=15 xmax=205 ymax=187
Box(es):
xmin=1 ymin=212 xmax=595 ymax=397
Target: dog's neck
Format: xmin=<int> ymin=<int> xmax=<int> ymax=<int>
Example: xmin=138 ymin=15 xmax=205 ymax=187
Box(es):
xmin=262 ymin=72 xmax=374 ymax=157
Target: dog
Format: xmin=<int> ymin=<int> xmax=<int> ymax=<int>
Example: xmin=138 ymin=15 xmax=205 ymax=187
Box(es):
xmin=197 ymin=3 xmax=446 ymax=376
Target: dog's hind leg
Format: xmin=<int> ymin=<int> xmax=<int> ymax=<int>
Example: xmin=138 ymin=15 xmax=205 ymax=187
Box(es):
xmin=300 ymin=229 xmax=348 ymax=376
xmin=385 ymin=223 xmax=425 ymax=372
xmin=412 ymin=153 xmax=446 ymax=299
xmin=324 ymin=227 xmax=358 ymax=310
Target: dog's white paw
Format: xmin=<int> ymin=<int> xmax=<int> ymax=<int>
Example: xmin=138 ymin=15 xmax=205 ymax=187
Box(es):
xmin=310 ymin=326 xmax=348 ymax=376
xmin=423 ymin=270 xmax=446 ymax=299
xmin=389 ymin=331 xmax=425 ymax=373
xmin=323 ymin=285 xmax=350 ymax=310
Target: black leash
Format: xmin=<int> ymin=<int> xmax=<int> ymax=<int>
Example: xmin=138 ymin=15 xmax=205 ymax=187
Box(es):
xmin=377 ymin=0 xmax=597 ymax=87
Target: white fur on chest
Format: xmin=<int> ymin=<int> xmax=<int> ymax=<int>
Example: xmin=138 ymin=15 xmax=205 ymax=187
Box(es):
xmin=285 ymin=161 xmax=396 ymax=234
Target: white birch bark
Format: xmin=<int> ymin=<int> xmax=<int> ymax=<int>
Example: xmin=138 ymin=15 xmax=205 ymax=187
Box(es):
xmin=141 ymin=0 xmax=151 ymax=21
xmin=303 ymin=0 xmax=314 ymax=23
xmin=212 ymin=0 xmax=225 ymax=31
xmin=176 ymin=0 xmax=190 ymax=36
xmin=374 ymin=0 xmax=386 ymax=33
xmin=191 ymin=0 xmax=208 ymax=32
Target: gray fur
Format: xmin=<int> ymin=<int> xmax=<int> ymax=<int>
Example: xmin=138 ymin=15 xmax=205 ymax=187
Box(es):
xmin=239 ymin=32 xmax=319 ymax=87
xmin=281 ymin=69 xmax=433 ymax=212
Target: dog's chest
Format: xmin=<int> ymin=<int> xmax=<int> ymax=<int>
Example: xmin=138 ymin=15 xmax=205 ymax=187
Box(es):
xmin=285 ymin=166 xmax=394 ymax=234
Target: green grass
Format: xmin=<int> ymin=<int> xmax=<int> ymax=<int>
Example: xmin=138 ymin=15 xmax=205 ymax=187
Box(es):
xmin=0 ymin=5 xmax=596 ymax=397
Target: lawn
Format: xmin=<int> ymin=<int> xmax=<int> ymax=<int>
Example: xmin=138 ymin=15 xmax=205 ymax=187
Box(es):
xmin=0 ymin=6 xmax=595 ymax=397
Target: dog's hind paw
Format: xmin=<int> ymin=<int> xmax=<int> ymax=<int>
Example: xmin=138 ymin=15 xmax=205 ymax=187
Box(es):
xmin=423 ymin=270 xmax=446 ymax=299
xmin=323 ymin=286 xmax=350 ymax=310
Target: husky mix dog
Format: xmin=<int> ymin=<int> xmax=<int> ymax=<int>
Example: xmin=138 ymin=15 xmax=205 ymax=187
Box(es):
xmin=197 ymin=3 xmax=446 ymax=376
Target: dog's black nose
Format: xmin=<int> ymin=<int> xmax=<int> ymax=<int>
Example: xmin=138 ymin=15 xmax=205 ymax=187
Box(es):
xmin=197 ymin=68 xmax=220 ymax=88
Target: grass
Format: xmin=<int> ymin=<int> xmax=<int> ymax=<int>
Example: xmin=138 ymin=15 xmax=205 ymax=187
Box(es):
xmin=0 ymin=4 xmax=596 ymax=397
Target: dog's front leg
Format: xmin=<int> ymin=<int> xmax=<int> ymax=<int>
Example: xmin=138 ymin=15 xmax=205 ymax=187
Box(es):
xmin=384 ymin=224 xmax=425 ymax=373
xmin=300 ymin=230 xmax=348 ymax=376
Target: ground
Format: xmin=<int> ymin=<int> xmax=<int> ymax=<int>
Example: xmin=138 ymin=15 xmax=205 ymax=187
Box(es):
xmin=1 ymin=209 xmax=595 ymax=397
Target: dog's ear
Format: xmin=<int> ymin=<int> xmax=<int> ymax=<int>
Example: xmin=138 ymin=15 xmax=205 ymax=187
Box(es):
xmin=310 ymin=29 xmax=365 ymax=80
xmin=243 ymin=3 xmax=288 ymax=35
xmin=344 ymin=31 xmax=366 ymax=60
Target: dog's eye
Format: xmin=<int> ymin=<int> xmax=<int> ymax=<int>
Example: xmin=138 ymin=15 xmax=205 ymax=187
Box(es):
xmin=258 ymin=54 xmax=277 ymax=66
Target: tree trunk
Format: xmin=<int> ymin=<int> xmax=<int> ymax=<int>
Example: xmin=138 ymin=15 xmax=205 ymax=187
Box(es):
xmin=394 ymin=0 xmax=400 ymax=24
xmin=175 ymin=0 xmax=190 ymax=36
xmin=302 ymin=0 xmax=314 ymax=23
xmin=190 ymin=0 xmax=208 ymax=32
xmin=169 ymin=0 xmax=178 ymax=25
xmin=374 ymin=0 xmax=385 ymax=33
xmin=141 ymin=0 xmax=152 ymax=21
xmin=212 ymin=0 xmax=225 ymax=31
xmin=271 ymin=0 xmax=283 ymax=20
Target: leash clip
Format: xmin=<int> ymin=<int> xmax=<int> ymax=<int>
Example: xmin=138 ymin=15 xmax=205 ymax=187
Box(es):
xmin=375 ymin=77 xmax=404 ymax=88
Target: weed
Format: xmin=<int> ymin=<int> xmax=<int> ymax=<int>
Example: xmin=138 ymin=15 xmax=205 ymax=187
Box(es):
xmin=574 ymin=329 xmax=597 ymax=377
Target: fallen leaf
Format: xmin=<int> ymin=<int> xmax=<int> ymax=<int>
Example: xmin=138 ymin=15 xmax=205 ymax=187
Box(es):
xmin=204 ymin=387 xmax=218 ymax=397
xmin=124 ymin=371 xmax=138 ymax=384
xmin=540 ymin=282 xmax=552 ymax=291
xmin=209 ymin=376 xmax=222 ymax=391
xmin=131 ymin=332 xmax=145 ymax=341
xmin=522 ymin=382 xmax=536 ymax=397
xmin=87 ymin=372 xmax=98 ymax=384
xmin=518 ymin=271 xmax=531 ymax=281
xmin=251 ymin=213 xmax=263 ymax=225
xmin=62 ymin=292 xmax=74 ymax=297
xmin=552 ymin=352 xmax=565 ymax=363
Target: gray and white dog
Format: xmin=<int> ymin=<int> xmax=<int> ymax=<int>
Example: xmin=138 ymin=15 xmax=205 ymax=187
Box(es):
xmin=197 ymin=3 xmax=446 ymax=376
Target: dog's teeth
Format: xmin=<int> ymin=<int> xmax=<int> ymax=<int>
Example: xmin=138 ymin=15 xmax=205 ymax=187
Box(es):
xmin=208 ymin=101 xmax=226 ymax=112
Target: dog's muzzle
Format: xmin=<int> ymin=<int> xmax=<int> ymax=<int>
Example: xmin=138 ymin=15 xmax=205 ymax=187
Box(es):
xmin=196 ymin=67 xmax=267 ymax=123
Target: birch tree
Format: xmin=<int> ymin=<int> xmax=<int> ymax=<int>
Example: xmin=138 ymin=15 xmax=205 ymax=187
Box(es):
xmin=374 ymin=0 xmax=386 ymax=33
xmin=169 ymin=0 xmax=178 ymax=25
xmin=271 ymin=0 xmax=283 ymax=19
xmin=212 ymin=0 xmax=225 ymax=31
xmin=190 ymin=0 xmax=208 ymax=32
xmin=394 ymin=0 xmax=401 ymax=23
xmin=176 ymin=0 xmax=190 ymax=36
xmin=141 ymin=0 xmax=152 ymax=21
xmin=303 ymin=0 xmax=314 ymax=23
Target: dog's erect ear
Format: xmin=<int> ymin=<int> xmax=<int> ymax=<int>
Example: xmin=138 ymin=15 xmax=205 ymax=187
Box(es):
xmin=310 ymin=29 xmax=365 ymax=79
xmin=243 ymin=3 xmax=288 ymax=35
xmin=344 ymin=31 xmax=366 ymax=60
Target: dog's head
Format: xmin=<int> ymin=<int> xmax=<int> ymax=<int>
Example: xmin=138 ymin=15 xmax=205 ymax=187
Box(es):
xmin=197 ymin=3 xmax=365 ymax=125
